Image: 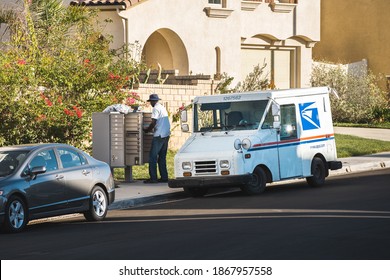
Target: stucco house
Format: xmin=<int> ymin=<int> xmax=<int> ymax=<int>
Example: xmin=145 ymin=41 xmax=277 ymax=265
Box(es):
xmin=68 ymin=0 xmax=320 ymax=89
xmin=313 ymin=0 xmax=390 ymax=91
xmin=1 ymin=0 xmax=322 ymax=147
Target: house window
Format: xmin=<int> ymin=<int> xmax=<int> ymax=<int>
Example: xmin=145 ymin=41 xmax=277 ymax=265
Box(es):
xmin=241 ymin=46 xmax=297 ymax=89
xmin=265 ymin=0 xmax=298 ymax=3
xmin=208 ymin=0 xmax=227 ymax=7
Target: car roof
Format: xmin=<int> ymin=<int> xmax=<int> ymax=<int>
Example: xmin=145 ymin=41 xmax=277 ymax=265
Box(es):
xmin=0 ymin=143 xmax=75 ymax=152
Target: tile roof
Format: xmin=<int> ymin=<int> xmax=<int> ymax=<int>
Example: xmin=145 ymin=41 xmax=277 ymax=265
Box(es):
xmin=70 ymin=0 xmax=143 ymax=10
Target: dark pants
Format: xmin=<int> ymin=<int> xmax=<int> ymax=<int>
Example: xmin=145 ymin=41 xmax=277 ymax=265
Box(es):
xmin=148 ymin=136 xmax=169 ymax=181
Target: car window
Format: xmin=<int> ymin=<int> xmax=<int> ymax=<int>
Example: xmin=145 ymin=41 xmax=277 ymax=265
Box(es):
xmin=0 ymin=150 xmax=29 ymax=177
xmin=58 ymin=148 xmax=85 ymax=168
xmin=79 ymin=153 xmax=88 ymax=165
xmin=30 ymin=149 xmax=58 ymax=172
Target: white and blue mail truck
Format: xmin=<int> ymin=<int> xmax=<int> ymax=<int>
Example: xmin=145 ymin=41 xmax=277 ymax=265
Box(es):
xmin=168 ymin=87 xmax=342 ymax=196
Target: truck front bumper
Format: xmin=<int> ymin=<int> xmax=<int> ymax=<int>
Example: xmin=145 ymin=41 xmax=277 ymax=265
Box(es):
xmin=328 ymin=160 xmax=342 ymax=170
xmin=168 ymin=174 xmax=253 ymax=189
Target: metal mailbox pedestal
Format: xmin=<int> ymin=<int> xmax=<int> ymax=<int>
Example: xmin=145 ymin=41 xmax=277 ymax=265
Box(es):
xmin=92 ymin=112 xmax=153 ymax=181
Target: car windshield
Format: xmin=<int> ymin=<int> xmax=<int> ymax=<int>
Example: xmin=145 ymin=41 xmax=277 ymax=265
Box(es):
xmin=0 ymin=150 xmax=30 ymax=177
xmin=193 ymin=100 xmax=269 ymax=132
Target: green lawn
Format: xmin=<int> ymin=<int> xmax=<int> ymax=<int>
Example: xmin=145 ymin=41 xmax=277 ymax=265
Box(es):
xmin=115 ymin=134 xmax=390 ymax=180
xmin=114 ymin=150 xmax=175 ymax=180
xmin=335 ymin=134 xmax=390 ymax=158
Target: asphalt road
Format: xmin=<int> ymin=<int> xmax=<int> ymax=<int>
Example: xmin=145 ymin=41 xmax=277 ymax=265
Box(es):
xmin=1 ymin=169 xmax=390 ymax=260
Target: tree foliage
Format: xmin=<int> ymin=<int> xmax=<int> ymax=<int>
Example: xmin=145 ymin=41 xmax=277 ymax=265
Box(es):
xmin=215 ymin=61 xmax=270 ymax=94
xmin=0 ymin=0 xmax=145 ymax=148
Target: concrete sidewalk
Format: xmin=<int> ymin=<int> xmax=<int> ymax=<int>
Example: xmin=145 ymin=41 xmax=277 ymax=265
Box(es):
xmin=334 ymin=127 xmax=390 ymax=142
xmin=109 ymin=127 xmax=390 ymax=210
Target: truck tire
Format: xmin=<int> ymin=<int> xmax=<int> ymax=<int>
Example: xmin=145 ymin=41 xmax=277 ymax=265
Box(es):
xmin=306 ymin=157 xmax=326 ymax=187
xmin=183 ymin=187 xmax=208 ymax=197
xmin=241 ymin=166 xmax=267 ymax=195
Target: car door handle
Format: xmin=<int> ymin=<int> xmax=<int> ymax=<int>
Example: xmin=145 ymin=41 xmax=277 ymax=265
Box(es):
xmin=82 ymin=170 xmax=90 ymax=176
xmin=55 ymin=174 xmax=64 ymax=180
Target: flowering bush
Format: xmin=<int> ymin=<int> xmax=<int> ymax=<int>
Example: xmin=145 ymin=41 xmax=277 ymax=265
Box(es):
xmin=125 ymin=91 xmax=145 ymax=109
xmin=0 ymin=0 xmax=145 ymax=149
xmin=311 ymin=62 xmax=389 ymax=123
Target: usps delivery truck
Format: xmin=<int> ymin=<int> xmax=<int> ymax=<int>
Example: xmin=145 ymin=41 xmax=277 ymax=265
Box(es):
xmin=168 ymin=87 xmax=342 ymax=196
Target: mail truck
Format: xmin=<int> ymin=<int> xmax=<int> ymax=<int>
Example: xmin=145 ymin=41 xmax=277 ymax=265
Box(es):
xmin=168 ymin=87 xmax=342 ymax=196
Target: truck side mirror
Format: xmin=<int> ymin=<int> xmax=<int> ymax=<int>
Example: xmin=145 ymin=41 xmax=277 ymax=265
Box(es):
xmin=273 ymin=115 xmax=281 ymax=130
xmin=271 ymin=103 xmax=281 ymax=130
xmin=180 ymin=110 xmax=188 ymax=123
xmin=181 ymin=123 xmax=189 ymax=132
xmin=271 ymin=103 xmax=280 ymax=115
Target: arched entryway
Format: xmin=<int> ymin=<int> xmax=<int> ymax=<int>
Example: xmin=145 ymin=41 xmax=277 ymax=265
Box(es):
xmin=142 ymin=28 xmax=189 ymax=75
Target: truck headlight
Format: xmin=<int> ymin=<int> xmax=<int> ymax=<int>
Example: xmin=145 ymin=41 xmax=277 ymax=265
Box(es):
xmin=241 ymin=138 xmax=252 ymax=150
xmin=182 ymin=161 xmax=192 ymax=170
xmin=219 ymin=160 xmax=230 ymax=169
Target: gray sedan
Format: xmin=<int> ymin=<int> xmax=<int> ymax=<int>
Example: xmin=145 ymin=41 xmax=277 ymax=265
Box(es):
xmin=0 ymin=143 xmax=115 ymax=233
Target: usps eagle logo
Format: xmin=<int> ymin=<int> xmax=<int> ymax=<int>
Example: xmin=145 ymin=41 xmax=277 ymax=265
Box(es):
xmin=299 ymin=102 xmax=321 ymax=130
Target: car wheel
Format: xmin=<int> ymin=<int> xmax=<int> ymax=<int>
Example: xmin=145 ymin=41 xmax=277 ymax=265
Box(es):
xmin=3 ymin=196 xmax=28 ymax=233
xmin=241 ymin=166 xmax=267 ymax=195
xmin=84 ymin=186 xmax=108 ymax=221
xmin=183 ymin=187 xmax=208 ymax=197
xmin=306 ymin=157 xmax=326 ymax=187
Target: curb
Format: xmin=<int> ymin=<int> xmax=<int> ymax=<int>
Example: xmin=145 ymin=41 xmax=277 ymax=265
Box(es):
xmin=109 ymin=191 xmax=187 ymax=210
xmin=330 ymin=160 xmax=390 ymax=175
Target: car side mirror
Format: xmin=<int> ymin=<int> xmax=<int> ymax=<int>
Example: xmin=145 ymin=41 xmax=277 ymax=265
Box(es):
xmin=29 ymin=166 xmax=47 ymax=179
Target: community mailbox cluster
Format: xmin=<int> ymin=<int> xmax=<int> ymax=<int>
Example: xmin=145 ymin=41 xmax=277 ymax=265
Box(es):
xmin=92 ymin=112 xmax=153 ymax=169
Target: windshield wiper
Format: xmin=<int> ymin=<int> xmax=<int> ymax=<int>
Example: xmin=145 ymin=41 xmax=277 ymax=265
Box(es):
xmin=200 ymin=127 xmax=214 ymax=135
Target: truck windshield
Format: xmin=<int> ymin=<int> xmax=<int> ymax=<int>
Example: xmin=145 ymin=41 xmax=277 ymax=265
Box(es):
xmin=194 ymin=100 xmax=268 ymax=132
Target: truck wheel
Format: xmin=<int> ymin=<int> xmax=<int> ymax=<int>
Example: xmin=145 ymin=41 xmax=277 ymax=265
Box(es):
xmin=306 ymin=157 xmax=326 ymax=187
xmin=184 ymin=187 xmax=208 ymax=197
xmin=241 ymin=166 xmax=267 ymax=195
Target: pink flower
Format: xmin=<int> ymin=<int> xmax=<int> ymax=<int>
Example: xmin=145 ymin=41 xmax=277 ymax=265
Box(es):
xmin=130 ymin=91 xmax=140 ymax=98
xmin=64 ymin=108 xmax=74 ymax=116
xmin=73 ymin=106 xmax=83 ymax=118
xmin=108 ymin=73 xmax=121 ymax=80
xmin=126 ymin=97 xmax=136 ymax=105
xmin=17 ymin=59 xmax=26 ymax=65
xmin=40 ymin=93 xmax=52 ymax=107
